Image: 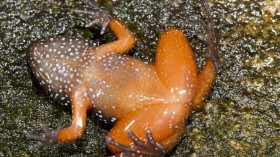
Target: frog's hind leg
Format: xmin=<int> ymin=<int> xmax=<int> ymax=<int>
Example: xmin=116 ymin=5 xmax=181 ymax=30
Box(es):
xmin=155 ymin=28 xmax=198 ymax=103
xmin=106 ymin=129 xmax=167 ymax=157
xmin=106 ymin=102 xmax=192 ymax=156
xmin=55 ymin=86 xmax=93 ymax=143
xmin=191 ymin=0 xmax=220 ymax=109
xmin=27 ymin=85 xmax=92 ymax=147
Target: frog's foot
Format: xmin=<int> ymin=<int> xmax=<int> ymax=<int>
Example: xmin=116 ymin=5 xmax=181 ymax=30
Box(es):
xmin=106 ymin=129 xmax=166 ymax=157
xmin=195 ymin=0 xmax=220 ymax=71
xmin=26 ymin=125 xmax=60 ymax=149
xmin=73 ymin=0 xmax=111 ymax=34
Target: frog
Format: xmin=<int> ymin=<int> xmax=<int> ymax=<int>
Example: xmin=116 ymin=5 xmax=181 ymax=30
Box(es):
xmin=27 ymin=0 xmax=220 ymax=156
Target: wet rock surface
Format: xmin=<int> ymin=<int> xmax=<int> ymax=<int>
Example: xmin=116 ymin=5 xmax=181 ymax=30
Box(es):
xmin=0 ymin=0 xmax=279 ymax=156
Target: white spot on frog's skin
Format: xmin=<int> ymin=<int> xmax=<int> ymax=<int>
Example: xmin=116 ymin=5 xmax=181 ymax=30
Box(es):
xmin=84 ymin=92 xmax=87 ymax=97
xmin=170 ymin=88 xmax=174 ymax=93
xmin=76 ymin=117 xmax=83 ymax=127
xmin=111 ymin=117 xmax=117 ymax=123
xmin=179 ymin=90 xmax=186 ymax=95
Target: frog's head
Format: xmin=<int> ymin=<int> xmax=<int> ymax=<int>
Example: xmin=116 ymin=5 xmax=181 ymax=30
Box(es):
xmin=26 ymin=36 xmax=95 ymax=104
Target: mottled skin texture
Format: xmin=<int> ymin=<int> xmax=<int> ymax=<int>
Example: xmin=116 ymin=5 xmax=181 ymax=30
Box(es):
xmin=27 ymin=0 xmax=219 ymax=156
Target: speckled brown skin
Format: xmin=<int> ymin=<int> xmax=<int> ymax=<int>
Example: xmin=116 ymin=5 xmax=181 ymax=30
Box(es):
xmin=27 ymin=0 xmax=219 ymax=156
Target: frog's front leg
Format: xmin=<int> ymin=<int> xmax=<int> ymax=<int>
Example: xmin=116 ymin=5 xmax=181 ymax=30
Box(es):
xmin=74 ymin=0 xmax=111 ymax=34
xmin=27 ymin=86 xmax=92 ymax=147
xmin=56 ymin=86 xmax=92 ymax=143
xmin=75 ymin=2 xmax=136 ymax=56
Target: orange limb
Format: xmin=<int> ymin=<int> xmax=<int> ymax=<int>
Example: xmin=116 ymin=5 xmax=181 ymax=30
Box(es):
xmin=57 ymin=86 xmax=92 ymax=143
xmin=159 ymin=124 xmax=186 ymax=150
xmin=191 ymin=57 xmax=217 ymax=109
xmin=93 ymin=18 xmax=136 ymax=56
xmin=107 ymin=102 xmax=192 ymax=154
xmin=155 ymin=28 xmax=198 ymax=103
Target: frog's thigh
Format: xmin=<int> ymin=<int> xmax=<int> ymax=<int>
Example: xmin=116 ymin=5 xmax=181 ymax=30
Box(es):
xmin=107 ymin=102 xmax=191 ymax=154
xmin=57 ymin=86 xmax=92 ymax=143
xmin=159 ymin=123 xmax=186 ymax=150
xmin=155 ymin=29 xmax=198 ymax=102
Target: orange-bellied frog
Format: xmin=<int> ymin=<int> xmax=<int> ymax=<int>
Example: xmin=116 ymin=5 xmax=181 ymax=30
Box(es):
xmin=27 ymin=0 xmax=220 ymax=156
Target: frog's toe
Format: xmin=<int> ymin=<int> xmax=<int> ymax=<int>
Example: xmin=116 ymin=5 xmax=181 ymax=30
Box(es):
xmin=27 ymin=125 xmax=60 ymax=149
xmin=106 ymin=129 xmax=166 ymax=157
xmin=73 ymin=0 xmax=111 ymax=34
xmin=194 ymin=0 xmax=220 ymax=71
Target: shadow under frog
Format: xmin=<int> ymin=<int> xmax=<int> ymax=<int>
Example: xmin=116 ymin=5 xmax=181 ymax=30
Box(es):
xmin=27 ymin=0 xmax=220 ymax=156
